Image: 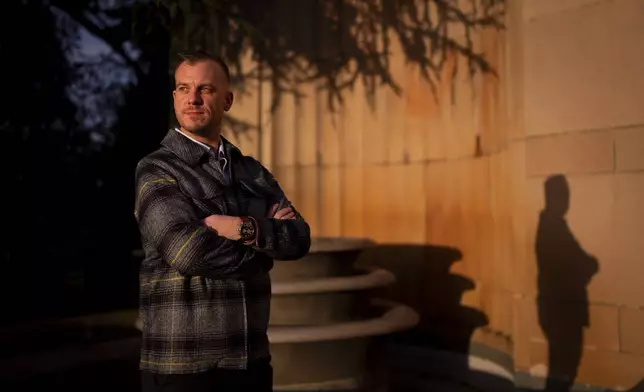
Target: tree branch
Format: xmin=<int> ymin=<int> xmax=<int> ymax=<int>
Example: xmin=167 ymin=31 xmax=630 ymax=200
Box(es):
xmin=51 ymin=1 xmax=145 ymax=81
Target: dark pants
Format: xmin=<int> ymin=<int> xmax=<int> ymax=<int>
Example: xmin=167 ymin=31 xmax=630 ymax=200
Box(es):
xmin=141 ymin=358 xmax=273 ymax=392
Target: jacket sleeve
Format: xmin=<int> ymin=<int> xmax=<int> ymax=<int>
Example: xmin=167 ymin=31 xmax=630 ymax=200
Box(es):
xmin=250 ymin=162 xmax=311 ymax=261
xmin=134 ymin=160 xmax=255 ymax=277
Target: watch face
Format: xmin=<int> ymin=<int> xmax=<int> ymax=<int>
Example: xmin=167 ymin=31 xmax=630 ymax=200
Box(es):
xmin=240 ymin=221 xmax=255 ymax=240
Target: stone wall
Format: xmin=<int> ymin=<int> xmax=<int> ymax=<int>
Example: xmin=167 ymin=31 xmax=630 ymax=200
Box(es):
xmin=510 ymin=0 xmax=644 ymax=388
xmin=227 ymin=0 xmax=644 ymax=388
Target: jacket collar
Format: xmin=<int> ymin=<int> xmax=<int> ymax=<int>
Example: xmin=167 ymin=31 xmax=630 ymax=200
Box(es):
xmin=160 ymin=128 xmax=241 ymax=166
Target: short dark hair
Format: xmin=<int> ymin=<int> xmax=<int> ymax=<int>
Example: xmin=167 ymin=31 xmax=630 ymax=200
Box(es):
xmin=174 ymin=50 xmax=230 ymax=82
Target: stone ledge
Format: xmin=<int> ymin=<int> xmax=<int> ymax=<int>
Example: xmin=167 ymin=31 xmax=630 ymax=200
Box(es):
xmin=269 ymin=299 xmax=419 ymax=344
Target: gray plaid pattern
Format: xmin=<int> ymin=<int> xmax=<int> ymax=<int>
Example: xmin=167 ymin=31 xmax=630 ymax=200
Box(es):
xmin=134 ymin=129 xmax=311 ymax=374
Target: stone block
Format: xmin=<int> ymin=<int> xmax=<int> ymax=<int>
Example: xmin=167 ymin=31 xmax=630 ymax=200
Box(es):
xmin=608 ymin=173 xmax=644 ymax=307
xmin=522 ymin=0 xmax=609 ymax=21
xmin=615 ymin=126 xmax=644 ymax=172
xmin=523 ymin=0 xmax=644 ymax=135
xmin=620 ymin=307 xmax=644 ymax=356
xmin=525 ymin=131 xmax=614 ymax=176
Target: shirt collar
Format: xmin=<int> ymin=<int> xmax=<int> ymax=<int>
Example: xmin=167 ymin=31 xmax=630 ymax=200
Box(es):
xmin=161 ymin=129 xmax=220 ymax=166
xmin=172 ymin=127 xmax=225 ymax=156
xmin=161 ymin=128 xmax=229 ymax=166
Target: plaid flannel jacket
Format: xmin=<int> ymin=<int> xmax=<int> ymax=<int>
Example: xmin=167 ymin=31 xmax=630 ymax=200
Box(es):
xmin=134 ymin=129 xmax=311 ymax=374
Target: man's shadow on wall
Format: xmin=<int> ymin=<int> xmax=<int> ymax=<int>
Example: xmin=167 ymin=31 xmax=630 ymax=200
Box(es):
xmin=536 ymin=174 xmax=599 ymax=392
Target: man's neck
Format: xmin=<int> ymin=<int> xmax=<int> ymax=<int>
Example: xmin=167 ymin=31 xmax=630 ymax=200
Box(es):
xmin=178 ymin=127 xmax=221 ymax=149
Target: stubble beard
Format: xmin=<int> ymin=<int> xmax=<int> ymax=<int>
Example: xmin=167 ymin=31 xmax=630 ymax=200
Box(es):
xmin=180 ymin=115 xmax=221 ymax=140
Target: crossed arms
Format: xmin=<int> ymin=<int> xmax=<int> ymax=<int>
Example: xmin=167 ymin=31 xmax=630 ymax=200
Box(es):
xmin=134 ymin=161 xmax=311 ymax=278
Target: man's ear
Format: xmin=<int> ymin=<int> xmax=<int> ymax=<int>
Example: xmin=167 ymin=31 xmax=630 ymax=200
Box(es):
xmin=224 ymin=91 xmax=234 ymax=112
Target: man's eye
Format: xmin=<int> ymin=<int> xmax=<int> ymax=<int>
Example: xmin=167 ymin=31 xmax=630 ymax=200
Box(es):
xmin=201 ymin=87 xmax=213 ymax=93
xmin=177 ymin=86 xmax=189 ymax=93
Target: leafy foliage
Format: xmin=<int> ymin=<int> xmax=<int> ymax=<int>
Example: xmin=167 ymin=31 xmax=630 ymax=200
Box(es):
xmin=144 ymin=0 xmax=505 ymax=111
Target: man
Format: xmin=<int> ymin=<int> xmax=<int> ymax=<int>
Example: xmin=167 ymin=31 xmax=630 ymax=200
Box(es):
xmin=134 ymin=50 xmax=311 ymax=392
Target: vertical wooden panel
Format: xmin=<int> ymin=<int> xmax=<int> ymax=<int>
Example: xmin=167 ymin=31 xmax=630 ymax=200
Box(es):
xmin=404 ymin=64 xmax=434 ymax=162
xmin=273 ymin=94 xmax=297 ymax=167
xmin=341 ymin=166 xmax=364 ymax=237
xmin=424 ymin=80 xmax=445 ymax=161
xmin=225 ymin=51 xmax=261 ymax=158
xmin=468 ymin=156 xmax=492 ymax=283
xmin=490 ymin=150 xmax=515 ymax=293
xmin=425 ymin=160 xmax=450 ymax=246
xmin=319 ymin=166 xmax=342 ymax=237
xmin=259 ymin=66 xmax=275 ymax=170
xmin=296 ymin=165 xmax=320 ymax=235
xmin=448 ymin=54 xmax=478 ymax=159
xmin=296 ymin=83 xmax=319 ymax=167
xmin=362 ymin=165 xmax=390 ymax=242
xmin=340 ymin=66 xmax=364 ymax=166
xmin=361 ymin=23 xmax=388 ymax=166
xmin=385 ymin=30 xmax=407 ymax=164
xmin=319 ymin=106 xmax=342 ymax=166
xmin=386 ymin=163 xmax=427 ymax=244
xmin=361 ymin=85 xmax=388 ymax=165
xmin=438 ymin=51 xmax=458 ymax=159
xmin=316 ymin=0 xmax=341 ymax=167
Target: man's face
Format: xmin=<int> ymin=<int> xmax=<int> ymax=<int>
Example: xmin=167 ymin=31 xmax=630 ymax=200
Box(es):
xmin=173 ymin=60 xmax=233 ymax=136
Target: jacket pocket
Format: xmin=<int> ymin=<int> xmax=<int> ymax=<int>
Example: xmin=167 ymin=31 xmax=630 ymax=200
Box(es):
xmin=177 ymin=173 xmax=227 ymax=214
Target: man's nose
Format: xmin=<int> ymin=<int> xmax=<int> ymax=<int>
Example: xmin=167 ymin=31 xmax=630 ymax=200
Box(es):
xmin=188 ymin=91 xmax=203 ymax=105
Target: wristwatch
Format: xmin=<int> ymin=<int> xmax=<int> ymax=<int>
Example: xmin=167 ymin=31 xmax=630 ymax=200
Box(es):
xmin=238 ymin=216 xmax=257 ymax=242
